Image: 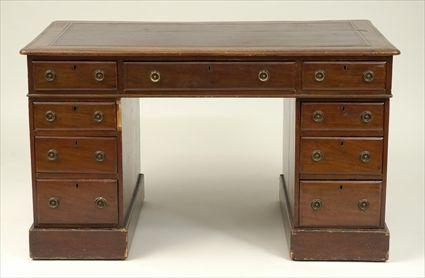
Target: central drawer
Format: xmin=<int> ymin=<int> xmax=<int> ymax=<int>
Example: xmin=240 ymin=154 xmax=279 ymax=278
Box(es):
xmin=35 ymin=137 xmax=117 ymax=174
xmin=300 ymin=137 xmax=383 ymax=177
xmin=36 ymin=179 xmax=118 ymax=225
xmin=123 ymin=62 xmax=297 ymax=91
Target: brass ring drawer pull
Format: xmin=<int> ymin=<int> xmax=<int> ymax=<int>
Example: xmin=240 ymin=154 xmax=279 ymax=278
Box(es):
xmin=314 ymin=70 xmax=325 ymax=82
xmin=358 ymin=199 xmax=369 ymax=211
xmin=47 ymin=149 xmax=58 ymax=161
xmin=95 ymin=197 xmax=107 ymax=208
xmin=94 ymin=69 xmax=105 ymax=82
xmin=360 ymin=151 xmax=371 ymax=163
xmin=312 ymin=110 xmax=324 ymax=122
xmin=150 ymin=70 xmax=161 ymax=83
xmin=311 ymin=150 xmax=323 ymax=162
xmin=44 ymin=69 xmax=56 ymax=82
xmin=361 ymin=111 xmax=373 ymax=123
xmin=44 ymin=110 xmax=56 ymax=122
xmin=48 ymin=197 xmax=60 ymax=209
xmin=93 ymin=111 xmax=104 ymax=123
xmin=94 ymin=151 xmax=105 ymax=162
xmin=363 ymin=70 xmax=374 ymax=82
xmin=311 ymin=199 xmax=322 ymax=211
xmin=258 ymin=70 xmax=269 ymax=82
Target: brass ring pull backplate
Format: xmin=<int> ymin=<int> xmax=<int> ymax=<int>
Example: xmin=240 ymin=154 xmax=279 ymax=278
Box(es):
xmin=258 ymin=70 xmax=269 ymax=82
xmin=311 ymin=199 xmax=322 ymax=211
xmin=44 ymin=69 xmax=56 ymax=82
xmin=363 ymin=70 xmax=374 ymax=82
xmin=94 ymin=69 xmax=105 ymax=82
xmin=314 ymin=70 xmax=325 ymax=82
xmin=48 ymin=197 xmax=60 ymax=209
xmin=312 ymin=110 xmax=324 ymax=122
xmin=358 ymin=199 xmax=369 ymax=211
xmin=150 ymin=70 xmax=161 ymax=83
xmin=95 ymin=197 xmax=107 ymax=209
xmin=95 ymin=151 xmax=105 ymax=162
xmin=93 ymin=111 xmax=104 ymax=123
xmin=361 ymin=111 xmax=373 ymax=123
xmin=360 ymin=151 xmax=371 ymax=163
xmin=47 ymin=149 xmax=58 ymax=161
xmin=311 ymin=150 xmax=323 ymax=162
xmin=44 ymin=110 xmax=56 ymax=122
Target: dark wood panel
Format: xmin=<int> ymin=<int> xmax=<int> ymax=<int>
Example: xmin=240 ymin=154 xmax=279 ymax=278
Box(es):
xmin=302 ymin=62 xmax=386 ymax=91
xmin=35 ymin=137 xmax=117 ymax=174
xmin=20 ymin=21 xmax=400 ymax=57
xmin=36 ymin=179 xmax=118 ymax=226
xmin=299 ymin=181 xmax=382 ymax=228
xmin=124 ymin=62 xmax=297 ymax=91
xmin=300 ymin=137 xmax=383 ymax=176
xmin=33 ymin=101 xmax=116 ymax=130
xmin=32 ymin=61 xmax=117 ymax=91
xmin=301 ymin=102 xmax=384 ymax=136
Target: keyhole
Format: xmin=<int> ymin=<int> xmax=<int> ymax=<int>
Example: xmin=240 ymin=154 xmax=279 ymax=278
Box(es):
xmin=75 ymin=140 xmax=78 ymax=145
xmin=339 ymin=185 xmax=343 ymax=190
xmin=73 ymin=65 xmax=77 ymax=70
xmin=75 ymin=183 xmax=79 ymax=188
xmin=343 ymin=65 xmax=348 ymax=71
xmin=208 ymin=65 xmax=212 ymax=72
xmin=73 ymin=106 xmax=77 ymax=111
xmin=340 ymin=141 xmax=344 ymax=146
xmin=341 ymin=106 xmax=346 ymax=113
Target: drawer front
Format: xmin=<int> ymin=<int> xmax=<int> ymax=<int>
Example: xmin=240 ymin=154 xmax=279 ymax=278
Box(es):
xmin=301 ymin=102 xmax=384 ymax=135
xmin=32 ymin=61 xmax=117 ymax=90
xmin=123 ymin=62 xmax=297 ymax=91
xmin=36 ymin=179 xmax=118 ymax=225
xmin=35 ymin=137 xmax=117 ymax=173
xmin=302 ymin=62 xmax=386 ymax=90
xmin=33 ymin=102 xmax=116 ymax=130
xmin=300 ymin=137 xmax=383 ymax=176
xmin=299 ymin=181 xmax=382 ymax=227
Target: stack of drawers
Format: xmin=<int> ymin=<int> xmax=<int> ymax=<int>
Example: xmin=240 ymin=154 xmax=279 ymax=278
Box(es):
xmin=297 ymin=61 xmax=388 ymax=229
xmin=30 ymin=62 xmax=120 ymax=228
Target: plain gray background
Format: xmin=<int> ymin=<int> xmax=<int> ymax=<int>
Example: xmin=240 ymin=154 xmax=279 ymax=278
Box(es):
xmin=1 ymin=1 xmax=424 ymax=277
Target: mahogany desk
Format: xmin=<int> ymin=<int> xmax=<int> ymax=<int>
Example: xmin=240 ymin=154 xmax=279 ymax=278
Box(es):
xmin=20 ymin=20 xmax=399 ymax=261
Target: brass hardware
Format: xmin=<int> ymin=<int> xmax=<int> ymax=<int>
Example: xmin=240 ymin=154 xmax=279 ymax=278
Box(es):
xmin=311 ymin=150 xmax=323 ymax=162
xmin=150 ymin=70 xmax=161 ymax=83
xmin=311 ymin=199 xmax=322 ymax=211
xmin=314 ymin=70 xmax=325 ymax=82
xmin=44 ymin=110 xmax=56 ymax=122
xmin=95 ymin=197 xmax=107 ymax=209
xmin=360 ymin=151 xmax=371 ymax=163
xmin=48 ymin=197 xmax=59 ymax=209
xmin=361 ymin=111 xmax=373 ymax=123
xmin=312 ymin=110 xmax=324 ymax=122
xmin=358 ymin=199 xmax=369 ymax=211
xmin=94 ymin=69 xmax=105 ymax=82
xmin=93 ymin=111 xmax=104 ymax=123
xmin=95 ymin=150 xmax=105 ymax=162
xmin=363 ymin=70 xmax=374 ymax=82
xmin=44 ymin=69 xmax=56 ymax=82
xmin=47 ymin=149 xmax=58 ymax=161
xmin=258 ymin=70 xmax=269 ymax=82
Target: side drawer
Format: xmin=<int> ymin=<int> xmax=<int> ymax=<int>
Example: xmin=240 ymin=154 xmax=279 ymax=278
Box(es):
xmin=301 ymin=102 xmax=385 ymax=136
xmin=123 ymin=62 xmax=297 ymax=91
xmin=32 ymin=61 xmax=117 ymax=91
xmin=302 ymin=61 xmax=386 ymax=91
xmin=299 ymin=181 xmax=382 ymax=228
xmin=36 ymin=179 xmax=118 ymax=225
xmin=33 ymin=102 xmax=116 ymax=130
xmin=300 ymin=137 xmax=383 ymax=177
xmin=35 ymin=137 xmax=117 ymax=174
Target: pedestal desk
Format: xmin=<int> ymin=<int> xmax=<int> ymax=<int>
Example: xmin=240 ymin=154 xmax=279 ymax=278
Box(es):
xmin=20 ymin=20 xmax=399 ymax=261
